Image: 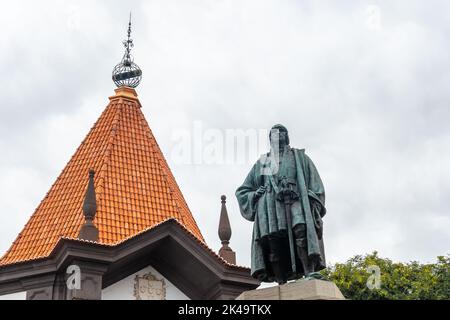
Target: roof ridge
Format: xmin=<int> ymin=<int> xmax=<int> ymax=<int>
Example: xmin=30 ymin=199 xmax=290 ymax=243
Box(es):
xmin=136 ymin=109 xmax=205 ymax=242
xmin=136 ymin=111 xmax=184 ymax=221
xmin=93 ymin=99 xmax=123 ymax=212
xmin=0 ymin=101 xmax=113 ymax=263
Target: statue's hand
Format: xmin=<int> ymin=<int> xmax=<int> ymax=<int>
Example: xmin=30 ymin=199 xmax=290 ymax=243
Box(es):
xmin=254 ymin=186 xmax=267 ymax=199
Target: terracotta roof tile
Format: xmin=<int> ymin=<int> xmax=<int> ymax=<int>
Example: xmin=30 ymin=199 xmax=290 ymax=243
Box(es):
xmin=0 ymin=87 xmax=204 ymax=266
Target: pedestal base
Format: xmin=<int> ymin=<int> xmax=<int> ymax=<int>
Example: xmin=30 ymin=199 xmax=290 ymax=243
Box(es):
xmin=236 ymin=279 xmax=345 ymax=300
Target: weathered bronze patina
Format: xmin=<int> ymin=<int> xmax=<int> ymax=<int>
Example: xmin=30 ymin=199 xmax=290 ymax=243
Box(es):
xmin=236 ymin=124 xmax=327 ymax=284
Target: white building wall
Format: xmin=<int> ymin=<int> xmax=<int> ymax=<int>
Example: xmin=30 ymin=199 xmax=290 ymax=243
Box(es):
xmin=0 ymin=291 xmax=26 ymax=300
xmin=102 ymin=265 xmax=190 ymax=300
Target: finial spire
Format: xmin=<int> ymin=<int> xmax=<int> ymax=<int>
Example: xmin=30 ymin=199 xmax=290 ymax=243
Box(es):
xmin=124 ymin=12 xmax=133 ymax=65
xmin=79 ymin=169 xmax=99 ymax=241
xmin=112 ymin=13 xmax=142 ymax=88
xmin=128 ymin=12 xmax=132 ymax=38
xmin=218 ymin=195 xmax=236 ymax=264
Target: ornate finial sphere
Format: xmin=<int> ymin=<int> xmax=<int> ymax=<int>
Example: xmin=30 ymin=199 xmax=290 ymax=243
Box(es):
xmin=112 ymin=14 xmax=142 ymax=88
xmin=112 ymin=62 xmax=142 ymax=88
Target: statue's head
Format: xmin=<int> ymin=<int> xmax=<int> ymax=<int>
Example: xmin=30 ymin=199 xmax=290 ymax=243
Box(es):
xmin=269 ymin=124 xmax=290 ymax=146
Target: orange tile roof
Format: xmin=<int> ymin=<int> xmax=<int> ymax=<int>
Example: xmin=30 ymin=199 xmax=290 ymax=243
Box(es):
xmin=0 ymin=87 xmax=204 ymax=266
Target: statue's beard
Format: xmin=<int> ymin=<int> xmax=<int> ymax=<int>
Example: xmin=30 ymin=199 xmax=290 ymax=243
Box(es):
xmin=270 ymin=140 xmax=289 ymax=151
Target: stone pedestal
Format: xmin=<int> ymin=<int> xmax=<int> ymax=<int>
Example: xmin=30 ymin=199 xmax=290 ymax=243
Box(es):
xmin=236 ymin=279 xmax=345 ymax=300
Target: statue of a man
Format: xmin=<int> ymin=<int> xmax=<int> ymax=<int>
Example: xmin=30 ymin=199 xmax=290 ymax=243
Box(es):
xmin=236 ymin=124 xmax=327 ymax=284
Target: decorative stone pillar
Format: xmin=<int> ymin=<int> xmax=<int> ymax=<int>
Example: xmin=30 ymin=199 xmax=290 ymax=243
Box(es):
xmin=218 ymin=195 xmax=236 ymax=264
xmin=79 ymin=169 xmax=99 ymax=242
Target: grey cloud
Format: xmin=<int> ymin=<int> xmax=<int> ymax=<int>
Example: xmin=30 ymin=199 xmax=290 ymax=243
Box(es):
xmin=1 ymin=0 xmax=449 ymax=266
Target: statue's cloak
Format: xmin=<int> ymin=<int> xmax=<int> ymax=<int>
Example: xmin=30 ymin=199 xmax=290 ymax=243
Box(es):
xmin=236 ymin=148 xmax=326 ymax=282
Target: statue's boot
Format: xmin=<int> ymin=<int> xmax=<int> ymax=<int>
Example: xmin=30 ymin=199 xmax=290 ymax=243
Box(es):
xmin=296 ymin=240 xmax=315 ymax=278
xmin=269 ymin=254 xmax=287 ymax=285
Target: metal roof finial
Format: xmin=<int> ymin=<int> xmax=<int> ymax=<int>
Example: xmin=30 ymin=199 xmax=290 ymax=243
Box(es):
xmin=112 ymin=12 xmax=142 ymax=88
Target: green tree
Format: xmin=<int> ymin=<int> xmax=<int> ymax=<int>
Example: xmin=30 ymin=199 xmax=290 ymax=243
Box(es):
xmin=320 ymin=252 xmax=450 ymax=300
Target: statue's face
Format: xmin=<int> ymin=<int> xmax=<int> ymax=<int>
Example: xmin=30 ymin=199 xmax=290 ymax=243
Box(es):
xmin=270 ymin=127 xmax=289 ymax=146
xmin=278 ymin=130 xmax=289 ymax=145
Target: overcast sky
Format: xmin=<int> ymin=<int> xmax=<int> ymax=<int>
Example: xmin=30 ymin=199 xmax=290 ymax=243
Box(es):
xmin=0 ymin=0 xmax=449 ymax=269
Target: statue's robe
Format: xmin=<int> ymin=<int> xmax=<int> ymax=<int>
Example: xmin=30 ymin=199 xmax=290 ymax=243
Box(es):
xmin=236 ymin=148 xmax=327 ymax=282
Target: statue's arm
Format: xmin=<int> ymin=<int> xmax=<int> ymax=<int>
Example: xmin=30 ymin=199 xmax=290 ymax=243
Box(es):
xmin=235 ymin=164 xmax=259 ymax=222
xmin=304 ymin=154 xmax=326 ymax=217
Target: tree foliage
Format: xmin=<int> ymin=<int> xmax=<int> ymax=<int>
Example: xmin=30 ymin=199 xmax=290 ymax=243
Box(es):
xmin=320 ymin=252 xmax=450 ymax=300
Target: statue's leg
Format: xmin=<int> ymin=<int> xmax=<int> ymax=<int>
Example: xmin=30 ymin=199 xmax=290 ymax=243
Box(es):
xmin=293 ymin=224 xmax=314 ymax=277
xmin=268 ymin=236 xmax=287 ymax=285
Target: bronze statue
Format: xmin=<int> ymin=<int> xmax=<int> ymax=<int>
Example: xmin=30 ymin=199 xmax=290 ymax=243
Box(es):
xmin=236 ymin=124 xmax=327 ymax=284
